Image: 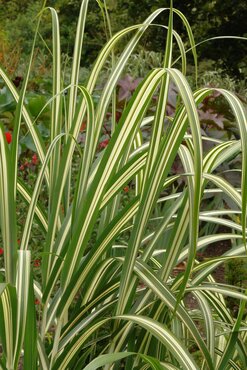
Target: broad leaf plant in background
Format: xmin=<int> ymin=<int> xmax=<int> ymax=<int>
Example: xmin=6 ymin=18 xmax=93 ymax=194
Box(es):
xmin=0 ymin=0 xmax=246 ymax=369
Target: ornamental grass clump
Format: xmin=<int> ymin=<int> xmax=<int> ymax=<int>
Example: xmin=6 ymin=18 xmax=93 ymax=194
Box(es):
xmin=0 ymin=1 xmax=247 ymax=369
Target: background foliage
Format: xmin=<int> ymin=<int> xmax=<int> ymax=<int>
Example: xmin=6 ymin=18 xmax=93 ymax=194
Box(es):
xmin=0 ymin=0 xmax=246 ymax=76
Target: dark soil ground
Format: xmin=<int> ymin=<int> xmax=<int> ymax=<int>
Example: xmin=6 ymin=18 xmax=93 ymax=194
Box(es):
xmin=202 ymin=238 xmax=232 ymax=283
xmin=183 ymin=228 xmax=247 ymax=314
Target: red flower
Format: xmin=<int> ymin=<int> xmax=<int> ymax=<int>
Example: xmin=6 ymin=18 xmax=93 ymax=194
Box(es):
xmin=33 ymin=259 xmax=41 ymax=267
xmin=5 ymin=131 xmax=12 ymax=144
xmin=32 ymin=154 xmax=38 ymax=165
xmin=80 ymin=121 xmax=87 ymax=132
xmin=123 ymin=186 xmax=129 ymax=193
xmin=19 ymin=161 xmax=29 ymax=171
xmin=0 ymin=248 xmax=4 ymax=255
xmin=99 ymin=139 xmax=109 ymax=150
xmin=35 ymin=299 xmax=40 ymax=305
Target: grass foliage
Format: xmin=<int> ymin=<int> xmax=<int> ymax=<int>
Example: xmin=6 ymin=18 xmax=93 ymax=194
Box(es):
xmin=0 ymin=1 xmax=246 ymax=369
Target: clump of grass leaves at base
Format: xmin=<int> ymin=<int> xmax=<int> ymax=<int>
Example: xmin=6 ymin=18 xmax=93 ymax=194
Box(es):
xmin=0 ymin=1 xmax=247 ymax=369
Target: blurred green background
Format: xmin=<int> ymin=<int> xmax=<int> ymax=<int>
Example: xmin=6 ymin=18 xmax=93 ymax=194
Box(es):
xmin=0 ymin=0 xmax=246 ymax=78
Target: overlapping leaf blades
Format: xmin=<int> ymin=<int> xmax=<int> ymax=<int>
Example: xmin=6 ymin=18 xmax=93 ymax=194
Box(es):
xmin=0 ymin=1 xmax=246 ymax=369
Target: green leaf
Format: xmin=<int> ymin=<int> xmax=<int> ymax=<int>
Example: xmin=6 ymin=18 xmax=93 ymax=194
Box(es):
xmin=79 ymin=352 xmax=135 ymax=370
xmin=117 ymin=315 xmax=199 ymax=370
xmin=13 ymin=250 xmax=31 ymax=369
xmin=24 ymin=273 xmax=38 ymax=370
